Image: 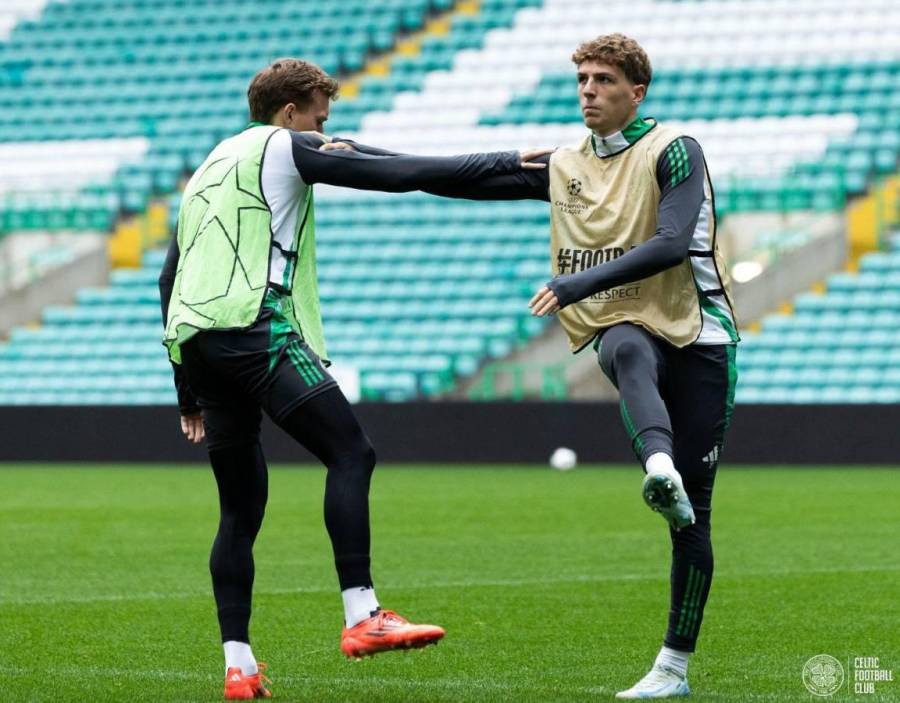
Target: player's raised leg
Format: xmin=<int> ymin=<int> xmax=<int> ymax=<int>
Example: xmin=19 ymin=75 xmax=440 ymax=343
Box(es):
xmin=274 ymin=385 xmax=445 ymax=658
xmin=597 ymin=323 xmax=695 ymax=529
xmin=617 ymin=344 xmax=736 ymax=699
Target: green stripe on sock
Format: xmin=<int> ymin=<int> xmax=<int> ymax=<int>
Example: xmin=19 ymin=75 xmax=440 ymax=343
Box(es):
xmin=682 ymin=568 xmax=704 ymax=637
xmin=675 ymin=565 xmax=697 ymax=636
xmin=685 ymin=571 xmax=707 ymax=638
xmin=635 ymin=435 xmax=645 ymax=455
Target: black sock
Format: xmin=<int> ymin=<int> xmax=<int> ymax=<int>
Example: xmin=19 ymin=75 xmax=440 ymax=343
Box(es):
xmin=663 ymin=508 xmax=713 ymax=653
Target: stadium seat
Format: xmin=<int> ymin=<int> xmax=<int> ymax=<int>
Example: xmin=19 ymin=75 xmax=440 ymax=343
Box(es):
xmin=737 ymin=231 xmax=900 ymax=403
xmin=0 ymin=190 xmax=552 ymax=401
xmin=3 ymin=0 xmax=900 ymax=403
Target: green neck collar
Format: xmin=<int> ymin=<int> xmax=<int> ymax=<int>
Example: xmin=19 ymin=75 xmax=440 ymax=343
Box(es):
xmin=621 ymin=116 xmax=654 ymax=144
xmin=591 ymin=116 xmax=656 ymax=157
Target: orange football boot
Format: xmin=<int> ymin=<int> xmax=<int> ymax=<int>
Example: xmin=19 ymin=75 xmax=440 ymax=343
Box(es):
xmin=340 ymin=609 xmax=445 ymax=659
xmin=223 ymin=662 xmax=271 ymax=700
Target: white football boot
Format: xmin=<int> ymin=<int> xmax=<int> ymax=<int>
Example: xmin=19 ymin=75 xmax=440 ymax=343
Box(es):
xmin=616 ymin=665 xmax=690 ymax=699
xmin=641 ymin=470 xmax=695 ymax=530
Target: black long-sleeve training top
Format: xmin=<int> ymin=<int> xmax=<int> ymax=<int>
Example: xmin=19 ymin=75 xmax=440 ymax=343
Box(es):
xmin=158 ymin=131 xmax=521 ymax=413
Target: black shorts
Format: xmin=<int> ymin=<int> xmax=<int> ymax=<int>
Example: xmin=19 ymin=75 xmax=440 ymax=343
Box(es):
xmin=180 ymin=289 xmax=337 ymax=449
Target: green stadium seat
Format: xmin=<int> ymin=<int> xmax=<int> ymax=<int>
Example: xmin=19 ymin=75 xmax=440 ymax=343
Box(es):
xmin=738 ymin=239 xmax=900 ymax=403
xmin=4 ymin=3 xmax=899 ymax=403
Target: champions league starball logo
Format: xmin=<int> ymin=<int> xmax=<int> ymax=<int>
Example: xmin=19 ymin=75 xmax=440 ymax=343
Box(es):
xmin=555 ymin=178 xmax=587 ymax=215
xmin=802 ymin=654 xmax=844 ymax=696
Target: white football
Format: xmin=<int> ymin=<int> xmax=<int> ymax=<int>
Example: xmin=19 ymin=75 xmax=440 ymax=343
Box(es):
xmin=549 ymin=446 xmax=577 ymax=471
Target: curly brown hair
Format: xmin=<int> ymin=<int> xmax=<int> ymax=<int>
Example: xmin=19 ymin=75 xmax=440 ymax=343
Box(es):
xmin=571 ymin=34 xmax=652 ymax=87
xmin=247 ymin=58 xmax=340 ymax=123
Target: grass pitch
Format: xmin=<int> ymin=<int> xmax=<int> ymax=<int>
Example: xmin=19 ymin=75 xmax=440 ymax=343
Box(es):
xmin=0 ymin=464 xmax=897 ymax=702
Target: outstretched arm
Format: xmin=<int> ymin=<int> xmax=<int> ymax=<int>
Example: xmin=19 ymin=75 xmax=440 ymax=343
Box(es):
xmin=421 ymin=152 xmax=552 ymax=201
xmin=530 ymin=137 xmax=707 ymax=315
xmin=329 ymin=138 xmax=552 ymax=200
xmin=291 ymin=131 xmax=535 ymax=192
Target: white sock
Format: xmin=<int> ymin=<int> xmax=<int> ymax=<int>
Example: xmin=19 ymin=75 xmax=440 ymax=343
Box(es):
xmin=645 ymin=452 xmax=678 ymax=480
xmin=342 ymin=586 xmax=380 ymax=628
xmin=654 ymin=645 xmax=690 ymax=678
xmin=223 ymin=641 xmax=257 ymax=676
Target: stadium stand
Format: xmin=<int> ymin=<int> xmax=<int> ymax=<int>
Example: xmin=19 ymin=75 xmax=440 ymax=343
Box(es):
xmin=346 ymin=0 xmax=899 ymax=211
xmin=0 ymin=193 xmax=552 ymax=404
xmin=0 ymin=0 xmax=529 ymax=217
xmin=737 ymin=232 xmax=900 ymax=404
xmin=737 ymin=175 xmax=900 ymax=404
xmin=0 ymin=1 xmax=49 ymax=42
xmin=0 ymin=0 xmax=899 ymax=404
xmin=325 ymin=0 xmax=545 ymax=135
xmin=481 ymin=62 xmax=899 ymax=203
